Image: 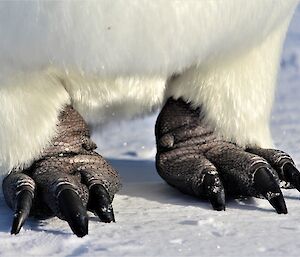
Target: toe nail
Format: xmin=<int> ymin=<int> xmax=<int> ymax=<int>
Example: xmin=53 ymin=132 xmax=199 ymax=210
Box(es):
xmin=58 ymin=189 xmax=89 ymax=237
xmin=269 ymin=195 xmax=288 ymax=214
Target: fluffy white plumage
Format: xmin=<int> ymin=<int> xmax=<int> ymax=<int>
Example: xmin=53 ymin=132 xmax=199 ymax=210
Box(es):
xmin=0 ymin=0 xmax=298 ymax=174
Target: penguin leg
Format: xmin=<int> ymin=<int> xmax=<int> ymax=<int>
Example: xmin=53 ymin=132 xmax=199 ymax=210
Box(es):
xmin=2 ymin=106 xmax=121 ymax=237
xmin=155 ymin=98 xmax=300 ymax=213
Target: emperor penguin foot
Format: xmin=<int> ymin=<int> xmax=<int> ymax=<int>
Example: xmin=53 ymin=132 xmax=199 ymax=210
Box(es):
xmin=155 ymin=98 xmax=300 ymax=213
xmin=2 ymin=106 xmax=121 ymax=237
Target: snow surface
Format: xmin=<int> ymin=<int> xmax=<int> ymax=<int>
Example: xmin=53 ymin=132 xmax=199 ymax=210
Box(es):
xmin=1 ymin=6 xmax=300 ymax=257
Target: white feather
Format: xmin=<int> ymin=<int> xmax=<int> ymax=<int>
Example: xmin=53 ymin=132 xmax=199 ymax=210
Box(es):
xmin=0 ymin=0 xmax=298 ymax=173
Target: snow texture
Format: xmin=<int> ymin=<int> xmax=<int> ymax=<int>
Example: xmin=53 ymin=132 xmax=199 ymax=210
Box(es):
xmin=0 ymin=6 xmax=300 ymax=257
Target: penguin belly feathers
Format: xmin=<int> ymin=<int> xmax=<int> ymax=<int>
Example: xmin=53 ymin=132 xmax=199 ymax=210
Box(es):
xmin=0 ymin=0 xmax=298 ymax=172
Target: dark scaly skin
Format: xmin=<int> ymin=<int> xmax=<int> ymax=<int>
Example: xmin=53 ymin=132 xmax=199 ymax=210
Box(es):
xmin=156 ymin=98 xmax=300 ymax=213
xmin=3 ymin=106 xmax=121 ymax=236
xmin=3 ymin=98 xmax=300 ymax=236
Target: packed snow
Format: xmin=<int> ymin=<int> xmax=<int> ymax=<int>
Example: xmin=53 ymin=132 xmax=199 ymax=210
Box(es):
xmin=1 ymin=6 xmax=300 ymax=257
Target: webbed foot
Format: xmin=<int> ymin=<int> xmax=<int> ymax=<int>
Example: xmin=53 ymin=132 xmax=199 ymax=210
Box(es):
xmin=155 ymin=98 xmax=299 ymax=213
xmin=3 ymin=106 xmax=121 ymax=237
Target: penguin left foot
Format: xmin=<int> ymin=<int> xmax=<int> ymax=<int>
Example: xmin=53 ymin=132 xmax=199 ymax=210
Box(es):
xmin=2 ymin=106 xmax=121 ymax=237
xmin=155 ymin=98 xmax=300 ymax=213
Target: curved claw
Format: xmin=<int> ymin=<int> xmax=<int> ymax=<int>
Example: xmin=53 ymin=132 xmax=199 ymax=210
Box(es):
xmin=88 ymin=185 xmax=115 ymax=223
xmin=282 ymin=163 xmax=300 ymax=191
xmin=203 ymin=173 xmax=226 ymax=211
xmin=254 ymin=168 xmax=287 ymax=214
xmin=58 ymin=189 xmax=88 ymax=237
xmin=11 ymin=189 xmax=34 ymax=235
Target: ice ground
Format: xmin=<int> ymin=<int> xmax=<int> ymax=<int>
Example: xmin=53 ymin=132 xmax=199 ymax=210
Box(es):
xmin=1 ymin=7 xmax=300 ymax=257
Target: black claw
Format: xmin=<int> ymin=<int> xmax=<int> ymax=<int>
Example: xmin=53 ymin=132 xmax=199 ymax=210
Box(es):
xmin=11 ymin=189 xmax=34 ymax=235
xmin=282 ymin=163 xmax=300 ymax=192
xmin=254 ymin=168 xmax=287 ymax=214
xmin=203 ymin=174 xmax=226 ymax=211
xmin=269 ymin=195 xmax=288 ymax=214
xmin=58 ymin=189 xmax=88 ymax=237
xmin=88 ymin=185 xmax=115 ymax=223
